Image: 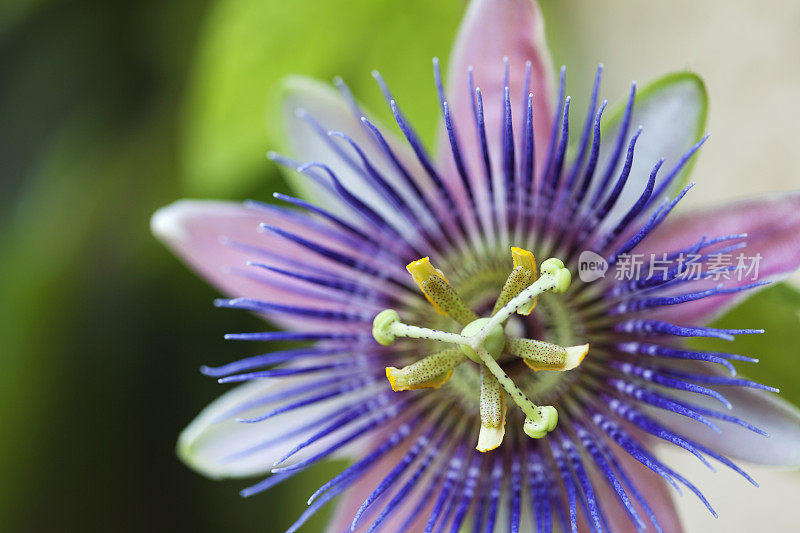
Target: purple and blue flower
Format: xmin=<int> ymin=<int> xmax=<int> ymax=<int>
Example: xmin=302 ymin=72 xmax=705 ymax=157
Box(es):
xmin=153 ymin=0 xmax=800 ymax=530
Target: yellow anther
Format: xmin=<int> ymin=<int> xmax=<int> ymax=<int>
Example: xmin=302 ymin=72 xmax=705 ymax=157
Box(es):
xmin=407 ymin=257 xmax=450 ymax=316
xmin=523 ymin=345 xmax=588 ymax=371
xmin=384 ymin=347 xmax=464 ymax=391
xmin=407 ymin=257 xmax=448 ymax=283
xmin=511 ymin=246 xmax=536 ymax=271
xmin=477 ymin=368 xmax=507 ymax=452
xmin=507 ymin=339 xmax=590 ymax=372
xmin=511 ymin=247 xmax=538 ymax=315
xmin=386 ymin=367 xmax=453 ymax=391
xmin=562 ymin=344 xmax=589 ymax=370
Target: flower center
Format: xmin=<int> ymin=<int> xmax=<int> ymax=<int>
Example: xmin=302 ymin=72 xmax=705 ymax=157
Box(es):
xmin=459 ymin=318 xmax=505 ymax=363
xmin=372 ymin=248 xmax=589 ymax=452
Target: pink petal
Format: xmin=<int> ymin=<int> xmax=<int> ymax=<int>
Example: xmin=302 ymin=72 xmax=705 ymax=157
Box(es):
xmin=152 ymin=200 xmax=275 ymax=297
xmin=583 ymin=439 xmax=684 ymax=532
xmin=326 ymin=431 xmax=684 ymax=532
xmin=636 ymin=191 xmax=800 ymax=325
xmin=440 ymin=0 xmax=556 ymax=224
xmin=151 ymin=199 xmax=399 ymax=330
xmin=325 ymin=429 xmax=435 ymax=533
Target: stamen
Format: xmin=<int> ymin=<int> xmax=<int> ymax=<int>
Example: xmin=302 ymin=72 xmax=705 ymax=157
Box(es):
xmin=407 ymin=257 xmax=478 ymax=324
xmin=478 ymin=368 xmax=506 ymax=452
xmin=492 ymin=247 xmax=538 ymax=315
xmin=506 ymin=338 xmax=589 ymax=371
xmin=385 ymin=348 xmax=466 ymax=391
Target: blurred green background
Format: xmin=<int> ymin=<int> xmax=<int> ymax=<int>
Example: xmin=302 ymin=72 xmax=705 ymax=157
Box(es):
xmin=1 ymin=0 xmax=799 ymax=532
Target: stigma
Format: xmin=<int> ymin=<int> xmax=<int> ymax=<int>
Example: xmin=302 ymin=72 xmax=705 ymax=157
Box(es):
xmin=372 ymin=249 xmax=588 ymax=452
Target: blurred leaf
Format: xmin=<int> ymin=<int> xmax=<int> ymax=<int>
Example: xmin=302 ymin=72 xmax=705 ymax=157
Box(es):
xmin=0 ymin=116 xmax=125 ymax=528
xmin=0 ymin=0 xmax=50 ymax=37
xmin=135 ymin=0 xmax=213 ymax=93
xmin=690 ymin=282 xmax=800 ymax=408
xmin=181 ymin=0 xmax=462 ymax=197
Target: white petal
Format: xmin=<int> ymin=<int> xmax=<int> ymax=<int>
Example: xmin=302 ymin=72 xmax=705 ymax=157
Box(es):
xmin=649 ymin=380 xmax=800 ymax=467
xmin=178 ymin=377 xmax=376 ymax=479
xmin=272 ymin=76 xmax=436 ymax=236
xmin=594 ymin=73 xmax=707 ymax=234
xmin=660 ymin=445 xmax=800 ymax=531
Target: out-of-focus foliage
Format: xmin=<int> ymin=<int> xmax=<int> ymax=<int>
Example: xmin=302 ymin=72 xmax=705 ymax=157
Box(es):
xmin=0 ymin=0 xmax=47 ymax=37
xmin=181 ymin=0 xmax=462 ymax=197
xmin=692 ymin=283 xmax=800 ymax=407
